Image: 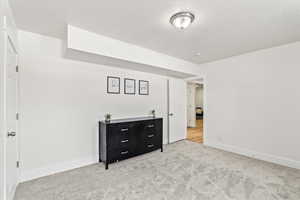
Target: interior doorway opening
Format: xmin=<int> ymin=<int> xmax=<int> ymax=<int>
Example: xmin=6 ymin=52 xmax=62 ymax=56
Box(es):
xmin=186 ymin=79 xmax=204 ymax=143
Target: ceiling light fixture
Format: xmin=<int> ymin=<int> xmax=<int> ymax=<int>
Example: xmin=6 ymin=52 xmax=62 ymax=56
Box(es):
xmin=170 ymin=11 xmax=195 ymax=29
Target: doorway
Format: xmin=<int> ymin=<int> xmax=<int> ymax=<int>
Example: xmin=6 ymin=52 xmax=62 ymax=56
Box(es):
xmin=186 ymin=81 xmax=204 ymax=143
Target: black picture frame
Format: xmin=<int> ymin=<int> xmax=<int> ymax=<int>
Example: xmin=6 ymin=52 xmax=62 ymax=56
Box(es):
xmin=139 ymin=80 xmax=149 ymax=95
xmin=107 ymin=76 xmax=120 ymax=94
xmin=124 ymin=78 xmax=136 ymax=95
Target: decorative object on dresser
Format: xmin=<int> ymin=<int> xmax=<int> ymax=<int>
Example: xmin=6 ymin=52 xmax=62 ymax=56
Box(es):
xmin=139 ymin=80 xmax=149 ymax=95
xmin=124 ymin=78 xmax=136 ymax=95
xmin=107 ymin=76 xmax=120 ymax=94
xmin=99 ymin=117 xmax=163 ymax=169
xmin=104 ymin=113 xmax=111 ymax=122
xmin=151 ymin=109 xmax=156 ymax=118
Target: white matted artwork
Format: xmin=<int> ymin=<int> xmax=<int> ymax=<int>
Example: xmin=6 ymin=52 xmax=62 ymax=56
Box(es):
xmin=124 ymin=78 xmax=136 ymax=95
xmin=139 ymin=80 xmax=149 ymax=95
xmin=107 ymin=76 xmax=120 ymax=94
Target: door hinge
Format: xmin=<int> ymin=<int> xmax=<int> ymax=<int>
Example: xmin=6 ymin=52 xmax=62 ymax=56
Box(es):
xmin=16 ymin=161 xmax=20 ymax=168
xmin=16 ymin=65 xmax=19 ymax=72
xmin=16 ymin=113 xmax=19 ymax=120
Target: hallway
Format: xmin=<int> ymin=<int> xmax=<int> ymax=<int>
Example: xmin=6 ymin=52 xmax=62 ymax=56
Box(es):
xmin=187 ymin=119 xmax=203 ymax=143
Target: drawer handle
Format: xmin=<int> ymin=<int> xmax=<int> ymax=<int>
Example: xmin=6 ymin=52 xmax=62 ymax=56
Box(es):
xmin=121 ymin=151 xmax=129 ymax=155
xmin=147 ymin=144 xmax=154 ymax=148
xmin=121 ymin=139 xmax=129 ymax=143
xmin=121 ymin=128 xmax=128 ymax=132
xmin=148 ymin=134 xmax=154 ymax=138
xmin=147 ymin=125 xmax=154 ymax=128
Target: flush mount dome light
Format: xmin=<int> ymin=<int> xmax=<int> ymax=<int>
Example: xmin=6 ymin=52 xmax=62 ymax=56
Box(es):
xmin=170 ymin=11 xmax=195 ymax=29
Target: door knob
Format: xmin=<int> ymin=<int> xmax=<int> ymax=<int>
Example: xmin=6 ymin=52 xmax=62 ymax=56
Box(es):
xmin=7 ymin=131 xmax=16 ymax=137
xmin=168 ymin=113 xmax=174 ymax=116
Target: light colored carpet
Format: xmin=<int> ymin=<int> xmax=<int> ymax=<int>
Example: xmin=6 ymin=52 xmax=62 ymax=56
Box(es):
xmin=15 ymin=140 xmax=300 ymax=200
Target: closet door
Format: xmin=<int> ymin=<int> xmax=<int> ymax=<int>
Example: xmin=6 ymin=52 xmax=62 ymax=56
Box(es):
xmin=168 ymin=78 xmax=187 ymax=143
xmin=5 ymin=36 xmax=19 ymax=200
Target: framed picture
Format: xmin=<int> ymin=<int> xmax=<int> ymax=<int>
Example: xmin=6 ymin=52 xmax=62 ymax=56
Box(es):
xmin=107 ymin=76 xmax=120 ymax=94
xmin=124 ymin=78 xmax=136 ymax=95
xmin=139 ymin=80 xmax=149 ymax=95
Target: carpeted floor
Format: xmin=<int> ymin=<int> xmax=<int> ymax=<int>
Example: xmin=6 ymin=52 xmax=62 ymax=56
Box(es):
xmin=15 ymin=140 xmax=300 ymax=200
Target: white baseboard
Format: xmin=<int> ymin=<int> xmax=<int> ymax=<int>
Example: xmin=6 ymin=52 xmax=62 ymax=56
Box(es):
xmin=204 ymin=141 xmax=300 ymax=170
xmin=20 ymin=156 xmax=98 ymax=183
xmin=7 ymin=183 xmax=17 ymax=200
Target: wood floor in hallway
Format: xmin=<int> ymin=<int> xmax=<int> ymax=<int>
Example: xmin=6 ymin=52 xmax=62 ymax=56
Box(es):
xmin=187 ymin=119 xmax=203 ymax=143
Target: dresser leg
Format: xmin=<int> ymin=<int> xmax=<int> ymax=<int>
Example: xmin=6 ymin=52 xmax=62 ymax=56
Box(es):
xmin=105 ymin=162 xmax=108 ymax=170
xmin=161 ymin=147 xmax=163 ymax=152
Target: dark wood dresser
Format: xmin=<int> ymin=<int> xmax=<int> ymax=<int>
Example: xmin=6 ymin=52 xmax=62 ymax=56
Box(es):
xmin=99 ymin=117 xmax=163 ymax=169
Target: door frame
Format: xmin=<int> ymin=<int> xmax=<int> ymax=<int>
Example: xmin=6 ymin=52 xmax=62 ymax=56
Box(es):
xmin=186 ymin=83 xmax=197 ymax=128
xmin=185 ymin=75 xmax=207 ymax=144
xmin=166 ymin=79 xmax=170 ymax=144
xmin=1 ymin=30 xmax=20 ymax=200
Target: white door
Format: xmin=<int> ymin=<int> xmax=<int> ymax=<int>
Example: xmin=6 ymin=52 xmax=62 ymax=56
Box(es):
xmin=5 ymin=37 xmax=19 ymax=200
xmin=168 ymin=78 xmax=187 ymax=143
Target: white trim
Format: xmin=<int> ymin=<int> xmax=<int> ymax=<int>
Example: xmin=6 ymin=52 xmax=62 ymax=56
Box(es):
xmin=20 ymin=156 xmax=98 ymax=183
xmin=167 ymin=79 xmax=170 ymax=144
xmin=205 ymin=141 xmax=300 ymax=170
xmin=7 ymin=183 xmax=16 ymax=200
xmin=202 ymin=76 xmax=208 ymax=144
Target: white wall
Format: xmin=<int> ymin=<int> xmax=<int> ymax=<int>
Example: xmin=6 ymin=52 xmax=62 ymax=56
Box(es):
xmin=18 ymin=30 xmax=170 ymax=181
xmin=200 ymin=42 xmax=300 ymax=169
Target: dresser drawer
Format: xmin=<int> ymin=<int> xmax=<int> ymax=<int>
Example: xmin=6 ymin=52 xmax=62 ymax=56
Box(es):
xmin=142 ymin=124 xmax=161 ymax=141
xmin=142 ymin=121 xmax=157 ymax=136
xmin=108 ymin=147 xmax=132 ymax=162
xmin=144 ymin=120 xmax=156 ymax=130
xmin=108 ymin=136 xmax=131 ymax=150
xmin=117 ymin=124 xmax=131 ymax=134
xmin=143 ymin=133 xmax=160 ymax=147
xmin=108 ymin=123 xmax=133 ymax=150
xmin=143 ymin=141 xmax=160 ymax=153
xmin=143 ymin=131 xmax=158 ymax=139
xmin=118 ymin=137 xmax=130 ymax=148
